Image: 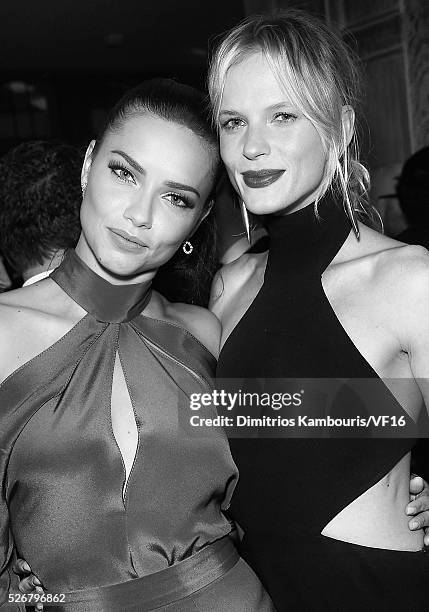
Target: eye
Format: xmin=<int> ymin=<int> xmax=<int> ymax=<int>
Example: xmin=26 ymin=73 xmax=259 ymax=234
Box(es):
xmin=163 ymin=193 xmax=194 ymax=209
xmin=108 ymin=162 xmax=136 ymax=184
xmin=220 ymin=117 xmax=246 ymax=131
xmin=272 ymin=112 xmax=297 ymax=124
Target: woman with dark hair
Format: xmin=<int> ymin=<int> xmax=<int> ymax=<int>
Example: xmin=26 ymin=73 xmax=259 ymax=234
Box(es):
xmin=0 ymin=79 xmax=274 ymax=611
xmin=208 ymin=9 xmax=429 ymax=611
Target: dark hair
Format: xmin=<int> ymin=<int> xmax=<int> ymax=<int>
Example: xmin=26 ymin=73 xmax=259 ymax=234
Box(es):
xmin=95 ymin=78 xmax=221 ymax=306
xmin=0 ymin=140 xmax=82 ymax=274
xmin=396 ymin=147 xmax=429 ymax=225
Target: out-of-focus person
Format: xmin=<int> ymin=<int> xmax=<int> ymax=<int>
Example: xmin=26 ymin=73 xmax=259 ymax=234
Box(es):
xmin=0 ymin=256 xmax=12 ymax=292
xmin=0 ymin=140 xmax=82 ymax=286
xmin=396 ymin=147 xmax=429 ymax=249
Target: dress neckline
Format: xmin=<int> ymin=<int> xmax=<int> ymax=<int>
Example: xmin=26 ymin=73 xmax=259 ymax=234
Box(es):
xmin=263 ymin=194 xmax=352 ymax=276
xmin=50 ymin=249 xmax=152 ymax=323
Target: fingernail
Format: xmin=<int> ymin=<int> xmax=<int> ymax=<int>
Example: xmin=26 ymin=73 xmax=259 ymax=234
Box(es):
xmin=22 ymin=561 xmax=31 ymax=572
xmin=410 ymin=520 xmax=419 ymax=529
xmin=406 ymin=506 xmax=415 ymax=515
xmin=33 ymin=576 xmax=41 ymax=586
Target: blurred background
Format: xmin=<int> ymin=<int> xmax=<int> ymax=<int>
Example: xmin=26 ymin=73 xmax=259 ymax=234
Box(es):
xmin=0 ymin=0 xmax=428 ymax=232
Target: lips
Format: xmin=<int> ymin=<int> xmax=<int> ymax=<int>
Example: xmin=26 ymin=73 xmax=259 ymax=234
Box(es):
xmin=108 ymin=228 xmax=147 ymax=249
xmin=241 ymin=169 xmax=285 ymax=189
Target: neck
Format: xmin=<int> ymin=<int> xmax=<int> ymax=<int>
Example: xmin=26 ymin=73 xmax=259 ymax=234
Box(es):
xmin=75 ymin=236 xmax=155 ymax=287
xmin=50 ymin=249 xmax=153 ymax=323
xmin=22 ymin=250 xmax=65 ymax=282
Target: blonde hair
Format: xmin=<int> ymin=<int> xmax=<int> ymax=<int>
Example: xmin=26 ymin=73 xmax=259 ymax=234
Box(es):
xmin=208 ymin=9 xmax=376 ymax=234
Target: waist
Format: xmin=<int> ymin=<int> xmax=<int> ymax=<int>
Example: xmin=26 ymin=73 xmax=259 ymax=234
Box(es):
xmin=321 ymin=453 xmax=424 ymax=550
xmin=39 ymin=536 xmax=239 ymax=611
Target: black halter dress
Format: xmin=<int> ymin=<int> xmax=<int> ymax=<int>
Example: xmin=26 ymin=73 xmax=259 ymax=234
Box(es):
xmin=217 ymin=197 xmax=428 ymax=611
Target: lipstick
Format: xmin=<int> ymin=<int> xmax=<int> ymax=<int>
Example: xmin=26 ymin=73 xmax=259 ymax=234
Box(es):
xmin=241 ymin=169 xmax=285 ymax=189
xmin=108 ymin=228 xmax=148 ymax=251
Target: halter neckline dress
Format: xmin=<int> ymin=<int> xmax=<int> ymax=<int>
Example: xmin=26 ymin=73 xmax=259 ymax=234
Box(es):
xmin=217 ymin=196 xmax=428 ymax=611
xmin=0 ymin=249 xmax=275 ymax=611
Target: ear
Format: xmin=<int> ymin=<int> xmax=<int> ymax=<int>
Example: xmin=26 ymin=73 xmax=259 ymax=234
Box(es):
xmin=341 ymin=105 xmax=355 ymax=149
xmin=81 ymin=140 xmax=96 ymax=193
xmin=189 ymin=199 xmax=214 ymax=237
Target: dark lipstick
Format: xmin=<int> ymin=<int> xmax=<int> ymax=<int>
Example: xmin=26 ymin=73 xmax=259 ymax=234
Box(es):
xmin=241 ymin=169 xmax=285 ymax=189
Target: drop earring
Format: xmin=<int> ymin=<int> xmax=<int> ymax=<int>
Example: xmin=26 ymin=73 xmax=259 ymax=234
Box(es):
xmin=81 ymin=179 xmax=87 ymax=197
xmin=240 ymin=200 xmax=251 ymax=244
xmin=182 ymin=240 xmax=193 ymax=255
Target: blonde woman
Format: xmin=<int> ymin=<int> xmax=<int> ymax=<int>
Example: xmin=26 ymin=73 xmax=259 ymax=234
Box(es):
xmin=209 ymin=10 xmax=429 ymax=610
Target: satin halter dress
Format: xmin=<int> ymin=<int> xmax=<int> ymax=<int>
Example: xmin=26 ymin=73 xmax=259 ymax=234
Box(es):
xmin=0 ymin=250 xmax=275 ymax=611
xmin=217 ymin=196 xmax=429 ymax=611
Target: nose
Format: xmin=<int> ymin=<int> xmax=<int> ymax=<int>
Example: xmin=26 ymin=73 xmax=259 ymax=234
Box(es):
xmin=123 ymin=193 xmax=153 ymax=228
xmin=242 ymin=124 xmax=271 ymax=160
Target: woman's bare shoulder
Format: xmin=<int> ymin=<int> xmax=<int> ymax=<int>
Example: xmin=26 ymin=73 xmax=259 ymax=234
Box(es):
xmin=350 ymin=227 xmax=429 ymax=338
xmin=363 ymin=227 xmax=429 ymax=284
xmin=0 ymin=277 xmax=67 ymax=312
xmin=0 ymin=280 xmax=84 ymax=384
xmin=147 ymin=291 xmax=221 ymax=358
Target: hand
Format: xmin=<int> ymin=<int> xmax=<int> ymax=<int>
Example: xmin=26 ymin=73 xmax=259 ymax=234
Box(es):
xmin=406 ymin=474 xmax=429 ymax=546
xmin=12 ymin=558 xmax=44 ymax=611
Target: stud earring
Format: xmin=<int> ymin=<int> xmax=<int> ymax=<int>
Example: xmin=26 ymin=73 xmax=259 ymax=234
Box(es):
xmin=182 ymin=240 xmax=193 ymax=255
xmin=240 ymin=200 xmax=252 ymax=244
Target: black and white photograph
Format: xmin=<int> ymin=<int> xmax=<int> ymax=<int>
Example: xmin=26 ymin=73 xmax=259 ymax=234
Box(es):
xmin=0 ymin=1 xmax=429 ymax=610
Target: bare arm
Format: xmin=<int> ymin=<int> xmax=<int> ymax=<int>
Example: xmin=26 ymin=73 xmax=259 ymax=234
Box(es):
xmin=402 ymin=255 xmax=429 ymax=545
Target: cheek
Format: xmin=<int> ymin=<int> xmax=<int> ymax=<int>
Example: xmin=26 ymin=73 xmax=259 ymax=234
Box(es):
xmin=82 ymin=179 xmax=117 ymax=225
xmin=153 ymin=209 xmax=200 ymax=251
xmin=291 ymin=134 xmax=326 ymax=178
xmin=220 ymin=136 xmax=236 ymax=168
xmin=79 ymin=198 xmax=94 ymax=234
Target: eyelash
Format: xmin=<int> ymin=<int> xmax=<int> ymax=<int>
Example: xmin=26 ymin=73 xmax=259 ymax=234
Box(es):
xmin=163 ymin=193 xmax=194 ymax=209
xmin=273 ymin=112 xmax=297 ymax=123
xmin=220 ymin=118 xmax=244 ymax=131
xmin=108 ymin=161 xmax=136 ymax=183
xmin=220 ymin=112 xmax=297 ymax=131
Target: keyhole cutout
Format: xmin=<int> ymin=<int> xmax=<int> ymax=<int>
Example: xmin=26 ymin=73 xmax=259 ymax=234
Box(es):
xmin=111 ymin=352 xmax=138 ymax=500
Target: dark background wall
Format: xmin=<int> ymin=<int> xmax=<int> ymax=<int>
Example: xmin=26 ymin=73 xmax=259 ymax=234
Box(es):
xmin=1 ymin=0 xmax=428 ymax=229
xmin=0 ymin=0 xmax=245 ymax=149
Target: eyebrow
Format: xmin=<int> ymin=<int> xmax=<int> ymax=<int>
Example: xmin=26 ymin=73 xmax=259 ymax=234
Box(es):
xmin=219 ymin=102 xmax=296 ymax=116
xmin=111 ymin=150 xmax=200 ymax=198
xmin=111 ymin=150 xmax=145 ymax=175
xmin=218 ymin=110 xmax=240 ymax=117
xmin=165 ymin=181 xmax=200 ymax=198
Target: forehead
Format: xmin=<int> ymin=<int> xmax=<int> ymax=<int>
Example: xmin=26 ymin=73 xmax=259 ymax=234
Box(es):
xmin=221 ymin=52 xmax=293 ymax=111
xmin=101 ymin=113 xmax=214 ymax=184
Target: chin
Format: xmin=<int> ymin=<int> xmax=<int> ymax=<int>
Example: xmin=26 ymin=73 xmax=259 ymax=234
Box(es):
xmin=97 ymin=251 xmax=146 ymax=280
xmin=244 ymin=195 xmax=294 ymax=217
